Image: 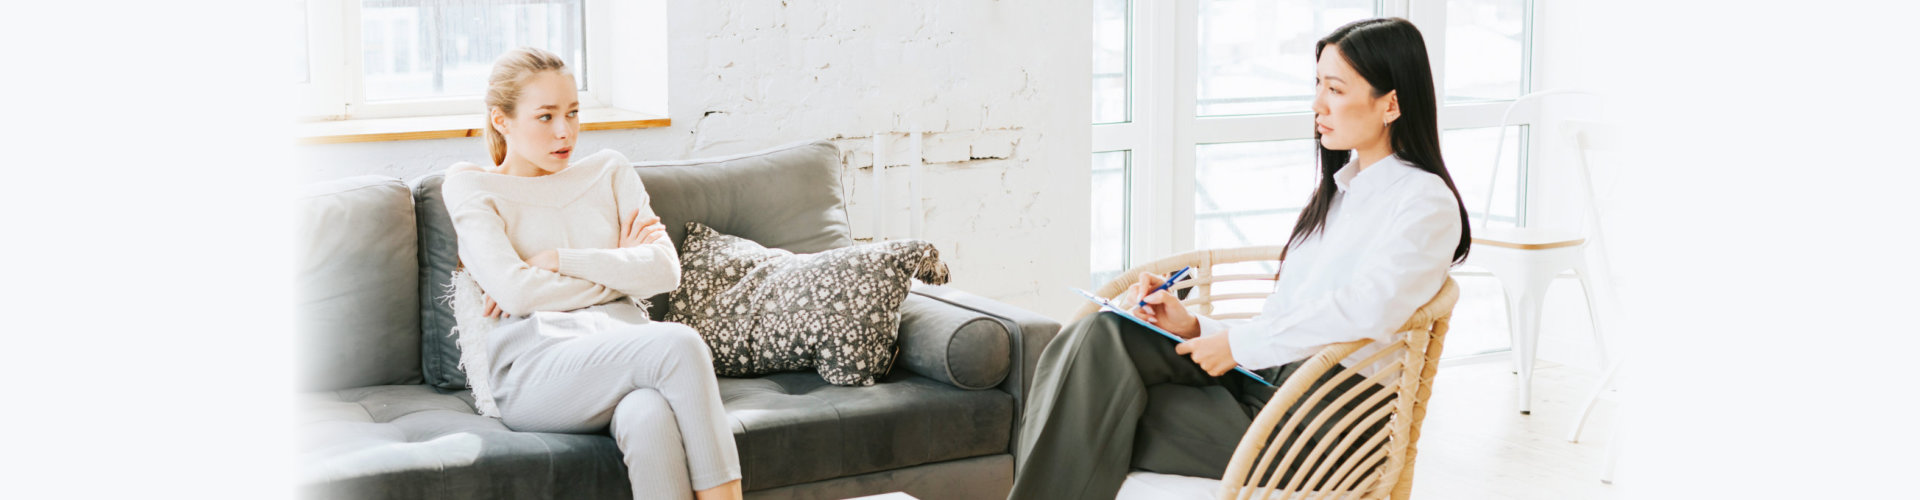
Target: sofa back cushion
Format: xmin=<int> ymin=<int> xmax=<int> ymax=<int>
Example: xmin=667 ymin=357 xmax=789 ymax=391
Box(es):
xmin=411 ymin=140 xmax=852 ymax=389
xmin=632 ymin=140 xmax=853 ymax=316
xmin=633 ymin=140 xmax=851 ymax=254
xmin=296 ymin=176 xmax=423 ymax=391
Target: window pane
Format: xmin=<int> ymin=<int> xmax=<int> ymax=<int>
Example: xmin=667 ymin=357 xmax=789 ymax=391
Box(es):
xmin=1197 ymin=0 xmax=1374 ymax=117
xmin=1444 ymin=0 xmax=1526 ymax=102
xmin=1194 ymin=140 xmax=1319 ymax=250
xmin=1442 ymin=126 xmax=1524 ymax=227
xmin=1092 ymin=151 xmax=1130 ymax=288
xmin=1093 ymin=0 xmax=1129 ymax=124
xmin=362 ymin=0 xmax=585 ymax=102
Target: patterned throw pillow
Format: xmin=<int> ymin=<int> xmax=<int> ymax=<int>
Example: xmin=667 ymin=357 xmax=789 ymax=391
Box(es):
xmin=666 ymin=222 xmax=951 ymax=386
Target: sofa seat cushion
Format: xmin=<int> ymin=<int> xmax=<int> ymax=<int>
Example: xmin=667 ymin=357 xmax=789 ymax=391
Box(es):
xmin=721 ymin=372 xmax=1012 ymax=491
xmin=301 ymin=374 xmax=1012 ymax=497
xmin=299 ymin=385 xmax=631 ymax=499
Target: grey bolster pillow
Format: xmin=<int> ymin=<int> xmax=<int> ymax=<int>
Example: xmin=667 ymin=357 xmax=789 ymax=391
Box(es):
xmin=895 ymin=292 xmax=1012 ymax=390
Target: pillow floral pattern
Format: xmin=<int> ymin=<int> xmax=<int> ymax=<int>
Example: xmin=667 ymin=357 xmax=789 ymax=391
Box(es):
xmin=665 ymin=222 xmax=951 ymax=386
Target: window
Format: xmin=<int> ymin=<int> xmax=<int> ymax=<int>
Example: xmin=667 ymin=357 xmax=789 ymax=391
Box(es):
xmin=1194 ymin=139 xmax=1318 ymax=249
xmin=298 ymin=0 xmax=665 ymax=122
xmin=1093 ymin=0 xmax=1130 ymax=124
xmin=1090 ymin=0 xmax=1131 ymax=288
xmin=359 ymin=0 xmax=585 ymax=103
xmin=1443 ymin=126 xmax=1525 ymax=226
xmin=1091 ymin=151 xmax=1131 ymax=287
xmin=1197 ymin=0 xmax=1374 ymax=116
xmin=1092 ymin=0 xmax=1537 ymax=284
xmin=1443 ymin=0 xmax=1528 ymax=102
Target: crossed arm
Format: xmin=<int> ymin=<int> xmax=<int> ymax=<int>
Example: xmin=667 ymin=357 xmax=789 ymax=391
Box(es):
xmin=448 ymin=162 xmax=675 ymax=318
xmin=471 ymin=208 xmax=670 ymax=318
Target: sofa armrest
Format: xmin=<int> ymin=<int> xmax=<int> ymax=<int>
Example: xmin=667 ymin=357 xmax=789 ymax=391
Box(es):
xmin=905 ymin=284 xmax=1062 ymax=450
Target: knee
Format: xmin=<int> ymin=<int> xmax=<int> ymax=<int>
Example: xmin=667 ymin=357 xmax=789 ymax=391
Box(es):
xmin=614 ymin=388 xmax=672 ymax=421
xmin=1062 ymin=313 xmax=1128 ymax=347
xmin=647 ymin=323 xmax=718 ymax=373
xmin=611 ymin=389 xmax=676 ymax=442
xmin=656 ymin=322 xmax=709 ymax=356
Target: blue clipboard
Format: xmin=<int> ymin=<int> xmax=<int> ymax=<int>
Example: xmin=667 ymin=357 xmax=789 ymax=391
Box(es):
xmin=1072 ymin=288 xmax=1273 ymax=386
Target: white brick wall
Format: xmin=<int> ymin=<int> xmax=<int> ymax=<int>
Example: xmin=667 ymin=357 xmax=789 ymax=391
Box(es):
xmin=298 ymin=0 xmax=1093 ymax=319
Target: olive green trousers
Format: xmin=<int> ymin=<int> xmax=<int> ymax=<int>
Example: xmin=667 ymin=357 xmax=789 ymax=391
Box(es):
xmin=1008 ymin=313 xmax=1386 ymax=500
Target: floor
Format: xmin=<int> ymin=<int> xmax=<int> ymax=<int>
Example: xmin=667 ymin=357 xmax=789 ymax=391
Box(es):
xmin=1115 ymin=359 xmax=1623 ymax=500
xmin=1406 ymin=271 xmax=1621 ymax=500
xmin=1410 ymin=360 xmax=1619 ymax=500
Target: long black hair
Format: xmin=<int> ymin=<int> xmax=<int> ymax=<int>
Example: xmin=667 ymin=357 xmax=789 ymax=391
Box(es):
xmin=1285 ymin=17 xmax=1471 ymax=266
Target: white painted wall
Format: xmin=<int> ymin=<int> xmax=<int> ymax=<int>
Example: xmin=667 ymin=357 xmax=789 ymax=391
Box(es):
xmin=299 ymin=0 xmax=1094 ymax=320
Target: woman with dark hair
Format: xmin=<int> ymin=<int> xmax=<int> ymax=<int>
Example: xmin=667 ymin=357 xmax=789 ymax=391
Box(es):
xmin=1008 ymin=17 xmax=1470 ymax=499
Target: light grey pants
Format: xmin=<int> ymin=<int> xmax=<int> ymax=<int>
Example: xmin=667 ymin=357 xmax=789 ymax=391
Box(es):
xmin=489 ymin=313 xmax=741 ymax=500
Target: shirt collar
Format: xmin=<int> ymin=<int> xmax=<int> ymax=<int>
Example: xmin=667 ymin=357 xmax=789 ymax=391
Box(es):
xmin=1332 ymin=153 xmax=1415 ymax=200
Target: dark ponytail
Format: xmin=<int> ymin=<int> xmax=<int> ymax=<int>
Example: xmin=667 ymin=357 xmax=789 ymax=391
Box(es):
xmin=1285 ymin=17 xmax=1472 ymax=266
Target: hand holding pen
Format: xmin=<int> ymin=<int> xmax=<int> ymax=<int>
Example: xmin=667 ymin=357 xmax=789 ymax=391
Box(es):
xmin=1126 ymin=266 xmax=1201 ymax=339
xmin=1136 ymin=266 xmax=1191 ymax=310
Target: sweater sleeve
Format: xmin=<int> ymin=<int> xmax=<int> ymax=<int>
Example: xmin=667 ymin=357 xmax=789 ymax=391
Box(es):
xmin=553 ymin=158 xmax=683 ymax=298
xmin=1222 ymin=188 xmax=1461 ymax=369
xmin=446 ymin=189 xmax=624 ymax=316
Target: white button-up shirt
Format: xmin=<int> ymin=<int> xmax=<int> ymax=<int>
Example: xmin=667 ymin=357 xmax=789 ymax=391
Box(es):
xmin=1195 ymin=153 xmax=1463 ymax=370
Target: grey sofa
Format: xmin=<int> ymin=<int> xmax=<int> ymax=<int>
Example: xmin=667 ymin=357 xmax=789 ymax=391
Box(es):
xmin=296 ymin=141 xmax=1060 ymax=500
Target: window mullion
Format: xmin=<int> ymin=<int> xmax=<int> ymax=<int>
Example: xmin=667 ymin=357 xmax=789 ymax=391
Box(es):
xmin=1129 ymin=0 xmax=1177 ymax=267
xmin=1192 ymin=114 xmax=1318 ymax=145
xmin=1093 ymin=122 xmax=1145 ymax=153
xmin=1380 ymin=0 xmax=1411 ymax=17
xmin=1408 ymin=0 xmax=1447 ymax=104
xmin=1440 ymin=100 xmax=1529 ymax=129
xmin=1166 ymin=0 xmax=1199 ymax=256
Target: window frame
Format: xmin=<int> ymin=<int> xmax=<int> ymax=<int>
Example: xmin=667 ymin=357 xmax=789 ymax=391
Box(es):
xmin=1093 ymin=0 xmax=1540 ymax=267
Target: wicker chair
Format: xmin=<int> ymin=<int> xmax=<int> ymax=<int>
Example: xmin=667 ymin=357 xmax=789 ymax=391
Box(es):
xmin=1080 ymin=246 xmax=1460 ymax=500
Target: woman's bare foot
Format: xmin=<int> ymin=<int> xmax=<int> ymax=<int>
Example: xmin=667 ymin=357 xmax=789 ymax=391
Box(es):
xmin=694 ymin=479 xmax=742 ymax=500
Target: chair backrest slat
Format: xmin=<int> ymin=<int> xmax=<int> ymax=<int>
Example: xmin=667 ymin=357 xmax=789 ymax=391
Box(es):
xmin=1073 ymin=245 xmax=1285 ymax=321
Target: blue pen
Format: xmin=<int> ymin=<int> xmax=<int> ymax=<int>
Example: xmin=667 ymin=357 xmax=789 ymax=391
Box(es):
xmin=1137 ymin=266 xmax=1194 ymax=310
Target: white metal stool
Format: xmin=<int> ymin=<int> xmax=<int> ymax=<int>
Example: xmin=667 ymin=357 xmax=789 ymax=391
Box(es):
xmin=1470 ymin=90 xmax=1613 ymax=415
xmin=1465 ymin=227 xmax=1604 ymax=414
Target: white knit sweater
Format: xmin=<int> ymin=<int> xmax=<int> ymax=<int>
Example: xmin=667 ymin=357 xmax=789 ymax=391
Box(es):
xmin=441 ymin=149 xmax=682 ymax=316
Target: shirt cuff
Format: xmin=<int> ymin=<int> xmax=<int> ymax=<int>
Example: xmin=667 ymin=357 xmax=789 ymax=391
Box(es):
xmin=1228 ymin=330 xmax=1274 ymax=369
xmin=1196 ymin=315 xmax=1231 ymax=338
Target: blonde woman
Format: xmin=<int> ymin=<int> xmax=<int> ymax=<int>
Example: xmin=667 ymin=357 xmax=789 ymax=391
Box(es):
xmin=441 ymin=47 xmax=743 ymax=500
